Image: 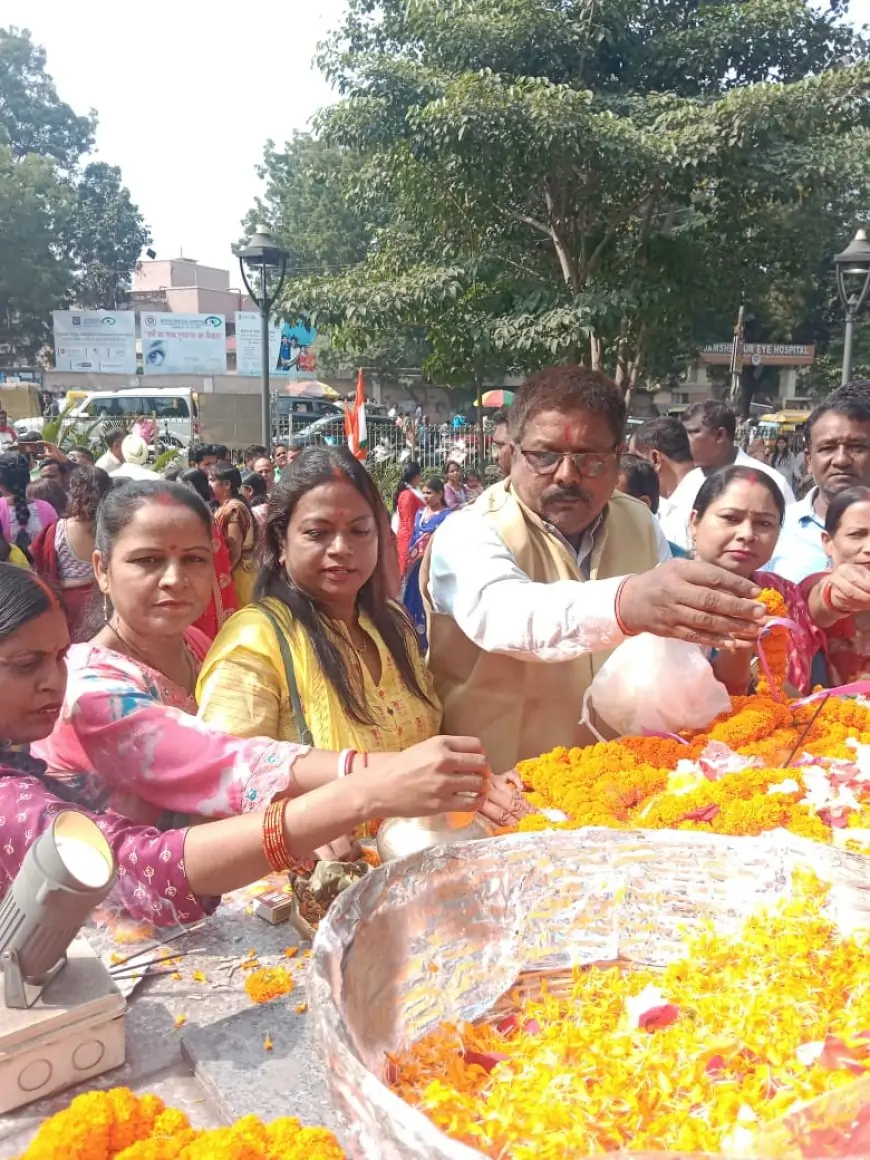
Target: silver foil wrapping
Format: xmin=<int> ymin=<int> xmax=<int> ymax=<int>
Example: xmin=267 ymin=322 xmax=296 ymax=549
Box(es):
xmin=308 ymin=827 xmax=870 ymax=1159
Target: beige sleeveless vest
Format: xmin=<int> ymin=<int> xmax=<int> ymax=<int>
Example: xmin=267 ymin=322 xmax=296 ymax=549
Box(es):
xmin=421 ymin=484 xmax=659 ymax=773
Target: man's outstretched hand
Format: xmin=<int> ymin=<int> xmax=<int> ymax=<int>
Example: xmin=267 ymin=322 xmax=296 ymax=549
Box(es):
xmin=618 ymin=560 xmax=766 ymax=650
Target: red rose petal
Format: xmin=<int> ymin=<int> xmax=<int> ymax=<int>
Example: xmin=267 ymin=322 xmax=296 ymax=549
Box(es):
xmin=818 ymin=1034 xmax=866 ymax=1075
xmin=495 ymin=1014 xmax=519 ymax=1037
xmin=462 ymin=1049 xmax=508 ymax=1073
xmin=683 ymin=804 xmax=720 ymax=824
xmin=638 ymin=1003 xmax=680 ymax=1032
xmin=705 ymin=1054 xmax=726 ymax=1075
xmin=524 ymin=1019 xmax=541 ymax=1036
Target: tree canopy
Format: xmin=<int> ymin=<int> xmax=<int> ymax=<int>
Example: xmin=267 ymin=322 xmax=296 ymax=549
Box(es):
xmin=0 ymin=27 xmax=150 ymax=362
xmin=266 ymin=0 xmax=870 ymax=402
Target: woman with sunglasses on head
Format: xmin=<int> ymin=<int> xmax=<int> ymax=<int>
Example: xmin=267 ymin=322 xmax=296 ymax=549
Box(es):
xmin=0 ymin=565 xmax=489 ymax=926
xmin=33 ymin=481 xmax=491 ymax=848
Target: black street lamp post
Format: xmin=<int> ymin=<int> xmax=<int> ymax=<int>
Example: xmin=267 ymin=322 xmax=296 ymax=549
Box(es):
xmin=834 ymin=228 xmax=870 ymax=387
xmin=238 ymin=226 xmax=289 ymax=445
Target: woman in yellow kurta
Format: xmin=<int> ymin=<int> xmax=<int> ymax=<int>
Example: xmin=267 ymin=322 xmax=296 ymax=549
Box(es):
xmin=197 ymin=446 xmax=442 ymax=757
xmin=197 ymin=446 xmax=527 ymax=836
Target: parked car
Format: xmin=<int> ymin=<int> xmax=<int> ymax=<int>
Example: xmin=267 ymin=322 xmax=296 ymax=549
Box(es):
xmin=294 ymin=412 xmax=406 ymax=456
xmin=61 ymin=388 xmax=199 ymax=448
xmin=272 ymin=396 xmax=343 ymax=439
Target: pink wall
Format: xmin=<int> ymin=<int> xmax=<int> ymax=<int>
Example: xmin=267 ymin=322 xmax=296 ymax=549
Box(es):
xmin=134 ymin=259 xmax=231 ymax=292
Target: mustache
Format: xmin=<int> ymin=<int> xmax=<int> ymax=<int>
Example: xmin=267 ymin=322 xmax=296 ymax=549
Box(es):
xmin=541 ymin=485 xmax=593 ymax=506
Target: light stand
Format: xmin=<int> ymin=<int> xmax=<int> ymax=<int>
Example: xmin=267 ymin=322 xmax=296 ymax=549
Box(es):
xmin=0 ymin=812 xmax=125 ymax=1113
xmin=238 ymin=225 xmax=290 ymax=446
xmin=834 ymin=229 xmax=870 ymax=387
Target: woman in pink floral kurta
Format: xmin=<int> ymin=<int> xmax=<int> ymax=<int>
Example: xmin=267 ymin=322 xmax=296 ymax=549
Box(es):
xmin=31 ymin=479 xmax=316 ymax=828
xmin=33 ymin=628 xmax=302 ymax=826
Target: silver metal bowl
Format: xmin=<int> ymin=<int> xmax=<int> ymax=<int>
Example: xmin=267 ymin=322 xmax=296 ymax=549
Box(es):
xmin=308 ymin=827 xmax=870 ymax=1159
xmin=375 ymin=812 xmax=491 ymax=863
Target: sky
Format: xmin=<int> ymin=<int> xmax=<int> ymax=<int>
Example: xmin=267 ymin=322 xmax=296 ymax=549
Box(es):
xmin=8 ymin=0 xmax=870 ymax=285
xmin=8 ymin=0 xmax=347 ymax=280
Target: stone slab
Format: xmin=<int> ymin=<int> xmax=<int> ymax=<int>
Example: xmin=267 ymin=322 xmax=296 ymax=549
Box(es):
xmin=180 ymin=998 xmax=338 ymax=1133
xmin=0 ymin=879 xmax=319 ymax=1150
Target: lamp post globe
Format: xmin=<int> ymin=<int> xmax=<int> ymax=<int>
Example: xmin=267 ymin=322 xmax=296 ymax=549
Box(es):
xmin=238 ymin=225 xmax=290 ymax=446
xmin=834 ymin=228 xmax=870 ymax=387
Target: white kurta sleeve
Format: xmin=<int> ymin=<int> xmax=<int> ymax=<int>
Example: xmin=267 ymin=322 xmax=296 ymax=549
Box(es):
xmin=427 ymin=510 xmax=627 ymax=663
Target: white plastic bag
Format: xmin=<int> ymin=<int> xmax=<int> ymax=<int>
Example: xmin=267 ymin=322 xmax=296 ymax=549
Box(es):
xmin=581 ymin=634 xmax=731 ymax=740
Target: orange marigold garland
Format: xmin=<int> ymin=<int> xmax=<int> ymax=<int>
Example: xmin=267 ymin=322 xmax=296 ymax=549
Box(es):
xmin=509 ymin=566 xmax=870 ymax=847
xmin=389 ymin=873 xmax=870 ymax=1157
xmin=756 ymin=587 xmax=790 ymax=699
xmin=514 ymin=680 xmax=870 ymax=848
xmin=18 ymin=1088 xmax=345 ymax=1159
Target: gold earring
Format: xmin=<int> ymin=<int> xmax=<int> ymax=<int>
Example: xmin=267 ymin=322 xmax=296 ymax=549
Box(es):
xmin=103 ymin=593 xmax=111 ymax=622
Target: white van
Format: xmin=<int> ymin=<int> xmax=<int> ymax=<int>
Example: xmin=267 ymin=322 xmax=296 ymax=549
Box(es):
xmin=63 ymin=388 xmax=199 ymax=449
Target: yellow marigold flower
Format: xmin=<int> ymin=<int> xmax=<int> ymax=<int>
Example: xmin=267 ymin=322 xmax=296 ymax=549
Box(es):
xmin=174 ymin=1014 xmax=186 ymax=1028
xmin=244 ymin=965 xmax=294 ymax=1005
xmin=391 ymin=876 xmax=870 ymax=1155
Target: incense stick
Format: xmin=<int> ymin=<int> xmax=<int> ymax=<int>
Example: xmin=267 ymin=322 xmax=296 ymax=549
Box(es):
xmin=107 ymin=921 xmax=205 ymax=971
xmin=786 ymin=695 xmax=829 ymax=767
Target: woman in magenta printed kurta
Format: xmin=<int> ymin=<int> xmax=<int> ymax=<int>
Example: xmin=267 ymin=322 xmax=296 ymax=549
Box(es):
xmin=0 ymin=759 xmax=220 ymax=927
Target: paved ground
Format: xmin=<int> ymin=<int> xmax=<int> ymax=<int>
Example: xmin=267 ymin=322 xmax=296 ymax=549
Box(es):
xmin=0 ymin=882 xmax=338 ymax=1157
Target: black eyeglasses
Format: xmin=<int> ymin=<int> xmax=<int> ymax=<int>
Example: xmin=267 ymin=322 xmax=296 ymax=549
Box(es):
xmin=519 ymin=446 xmax=618 ymax=478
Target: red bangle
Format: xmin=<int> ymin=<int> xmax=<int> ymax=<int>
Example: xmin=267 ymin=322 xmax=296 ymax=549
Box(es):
xmin=262 ymin=800 xmax=314 ymax=874
xmin=614 ymin=576 xmax=639 ymax=637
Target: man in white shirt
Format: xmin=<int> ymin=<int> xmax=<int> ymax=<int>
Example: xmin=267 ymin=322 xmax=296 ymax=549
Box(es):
xmin=95 ymin=430 xmax=126 ymax=474
xmin=663 ymin=401 xmax=795 ymax=547
xmin=423 ymin=365 xmax=766 ymax=773
xmin=615 ymin=453 xmax=672 ymax=562
xmin=767 ymin=387 xmax=870 ymax=582
xmin=113 ymin=434 xmax=159 ymax=481
xmin=629 ymin=417 xmax=698 ymax=552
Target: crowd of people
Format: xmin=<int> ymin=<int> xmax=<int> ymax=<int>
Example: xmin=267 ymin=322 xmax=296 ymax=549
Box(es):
xmin=0 ymin=365 xmax=869 ymax=931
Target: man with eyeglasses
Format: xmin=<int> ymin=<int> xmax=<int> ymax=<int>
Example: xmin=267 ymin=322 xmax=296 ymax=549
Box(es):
xmin=422 ymin=365 xmax=767 ymax=774
xmin=767 ymin=385 xmax=870 ymax=582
